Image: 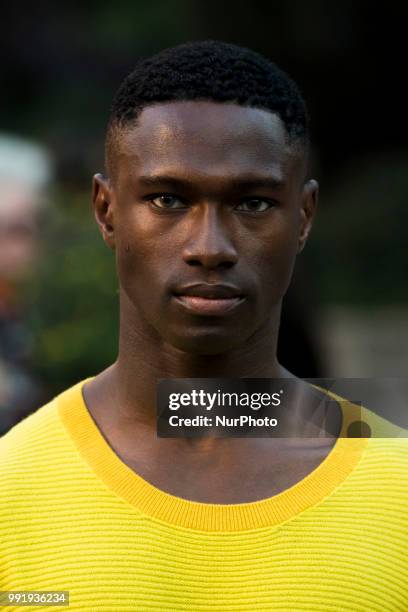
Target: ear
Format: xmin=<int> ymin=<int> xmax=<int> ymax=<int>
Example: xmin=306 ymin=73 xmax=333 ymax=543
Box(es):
xmin=298 ymin=179 xmax=318 ymax=254
xmin=92 ymin=173 xmax=115 ymax=249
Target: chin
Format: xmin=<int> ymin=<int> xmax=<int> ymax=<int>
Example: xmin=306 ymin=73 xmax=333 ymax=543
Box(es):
xmin=166 ymin=328 xmax=246 ymax=356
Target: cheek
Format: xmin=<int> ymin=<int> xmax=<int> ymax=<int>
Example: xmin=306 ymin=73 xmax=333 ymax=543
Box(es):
xmin=114 ymin=212 xmax=173 ymax=309
xmin=254 ymin=215 xmax=300 ymax=297
xmin=116 ymin=243 xmax=156 ymax=298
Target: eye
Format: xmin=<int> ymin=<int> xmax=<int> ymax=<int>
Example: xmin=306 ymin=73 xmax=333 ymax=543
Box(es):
xmin=149 ymin=194 xmax=187 ymax=209
xmin=235 ymin=198 xmax=274 ymax=213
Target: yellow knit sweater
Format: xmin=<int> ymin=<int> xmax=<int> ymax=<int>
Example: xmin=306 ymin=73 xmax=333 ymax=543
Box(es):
xmin=0 ymin=379 xmax=407 ymax=611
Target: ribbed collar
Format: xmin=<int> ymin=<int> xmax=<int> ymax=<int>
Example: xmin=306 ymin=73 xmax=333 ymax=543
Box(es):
xmin=58 ymin=379 xmax=368 ymax=532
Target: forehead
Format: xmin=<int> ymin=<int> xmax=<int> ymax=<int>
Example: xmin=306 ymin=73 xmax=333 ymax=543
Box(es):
xmin=115 ymin=101 xmax=300 ymax=182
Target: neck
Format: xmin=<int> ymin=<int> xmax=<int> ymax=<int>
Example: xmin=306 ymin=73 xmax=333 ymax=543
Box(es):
xmin=84 ymin=297 xmax=339 ymax=456
xmin=107 ymin=292 xmax=286 ymax=428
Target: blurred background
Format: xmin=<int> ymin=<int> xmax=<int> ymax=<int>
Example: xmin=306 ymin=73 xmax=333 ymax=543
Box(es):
xmin=1 ymin=1 xmax=407 ymax=433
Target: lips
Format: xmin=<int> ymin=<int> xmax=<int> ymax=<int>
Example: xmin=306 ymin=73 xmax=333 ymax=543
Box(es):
xmin=172 ymin=284 xmax=245 ymax=315
xmin=173 ymin=283 xmax=244 ymax=299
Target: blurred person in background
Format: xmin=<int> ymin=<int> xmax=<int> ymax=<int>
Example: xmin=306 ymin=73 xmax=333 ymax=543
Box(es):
xmin=0 ymin=134 xmax=53 ymax=434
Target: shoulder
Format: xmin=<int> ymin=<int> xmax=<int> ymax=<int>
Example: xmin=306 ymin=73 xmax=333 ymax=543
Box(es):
xmin=0 ymin=396 xmax=61 ymax=461
xmin=323 ymin=386 xmax=408 ymax=439
xmin=362 ymin=435 xmax=408 ymax=462
xmin=0 ymin=380 xmax=88 ymax=494
xmin=340 ymin=395 xmax=408 ymax=477
xmin=361 ymin=435 xmax=408 ymax=467
xmin=360 ymin=404 xmax=408 ymax=439
xmin=350 ymin=437 xmax=408 ymax=519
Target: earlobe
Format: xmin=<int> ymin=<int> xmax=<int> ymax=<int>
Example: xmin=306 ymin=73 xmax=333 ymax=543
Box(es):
xmin=92 ymin=173 xmax=116 ymax=250
xmin=298 ymin=179 xmax=318 ymax=254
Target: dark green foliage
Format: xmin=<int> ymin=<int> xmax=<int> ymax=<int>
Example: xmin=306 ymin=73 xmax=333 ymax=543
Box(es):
xmin=24 ymin=191 xmax=118 ymax=395
xmin=311 ymin=155 xmax=408 ymax=306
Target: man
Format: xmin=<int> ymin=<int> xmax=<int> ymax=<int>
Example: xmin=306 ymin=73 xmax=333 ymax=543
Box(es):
xmin=1 ymin=40 xmax=407 ymax=611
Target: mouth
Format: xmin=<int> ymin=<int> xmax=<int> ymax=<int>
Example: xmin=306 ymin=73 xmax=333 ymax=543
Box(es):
xmin=173 ymin=294 xmax=245 ymax=315
xmin=172 ymin=283 xmax=246 ymax=316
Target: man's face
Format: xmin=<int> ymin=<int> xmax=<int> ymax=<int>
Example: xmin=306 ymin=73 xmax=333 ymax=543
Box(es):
xmin=94 ymin=101 xmax=317 ymax=354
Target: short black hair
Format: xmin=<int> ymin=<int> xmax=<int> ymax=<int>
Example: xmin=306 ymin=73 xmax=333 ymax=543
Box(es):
xmin=106 ymin=40 xmax=309 ymax=174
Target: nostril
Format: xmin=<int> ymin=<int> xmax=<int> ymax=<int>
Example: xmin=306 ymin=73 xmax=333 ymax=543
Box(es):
xmin=185 ymin=259 xmax=236 ymax=269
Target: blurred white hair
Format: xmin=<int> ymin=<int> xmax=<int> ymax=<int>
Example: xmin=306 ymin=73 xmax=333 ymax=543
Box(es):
xmin=0 ymin=133 xmax=53 ymax=194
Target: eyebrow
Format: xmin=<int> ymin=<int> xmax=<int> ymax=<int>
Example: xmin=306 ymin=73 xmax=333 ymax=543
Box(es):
xmin=137 ymin=174 xmax=285 ymax=192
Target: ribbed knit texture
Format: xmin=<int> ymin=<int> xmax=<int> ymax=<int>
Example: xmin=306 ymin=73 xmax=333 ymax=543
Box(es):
xmin=1 ymin=380 xmax=407 ymax=611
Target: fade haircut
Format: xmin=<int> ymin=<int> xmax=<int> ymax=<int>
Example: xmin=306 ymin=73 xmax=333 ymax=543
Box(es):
xmin=105 ymin=40 xmax=310 ymax=176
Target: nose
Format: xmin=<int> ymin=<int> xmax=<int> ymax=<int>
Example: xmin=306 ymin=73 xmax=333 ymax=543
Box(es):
xmin=181 ymin=204 xmax=238 ymax=270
